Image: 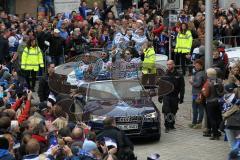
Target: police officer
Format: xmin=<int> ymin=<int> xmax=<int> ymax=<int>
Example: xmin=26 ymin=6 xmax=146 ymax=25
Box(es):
xmin=160 ymin=60 xmax=185 ymax=133
xmin=174 ymin=23 xmax=193 ymax=76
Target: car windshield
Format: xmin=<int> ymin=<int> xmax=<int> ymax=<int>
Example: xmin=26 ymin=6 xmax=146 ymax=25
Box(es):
xmin=87 ymin=80 xmax=146 ymax=100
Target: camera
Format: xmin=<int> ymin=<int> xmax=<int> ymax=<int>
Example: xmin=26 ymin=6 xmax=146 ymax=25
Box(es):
xmin=119 ymin=12 xmax=125 ymax=19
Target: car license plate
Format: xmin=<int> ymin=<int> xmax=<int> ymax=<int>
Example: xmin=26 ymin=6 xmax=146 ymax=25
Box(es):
xmin=117 ymin=124 xmax=138 ymax=130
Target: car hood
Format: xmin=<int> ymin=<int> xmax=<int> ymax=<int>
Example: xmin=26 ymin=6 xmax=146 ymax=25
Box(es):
xmin=84 ymin=99 xmax=156 ymax=117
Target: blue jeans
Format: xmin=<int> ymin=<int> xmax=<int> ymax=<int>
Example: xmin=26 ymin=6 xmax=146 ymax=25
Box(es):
xmin=192 ymin=97 xmax=204 ymax=124
xmin=225 ymin=129 xmax=240 ymax=149
xmin=46 ymin=56 xmax=64 ymax=66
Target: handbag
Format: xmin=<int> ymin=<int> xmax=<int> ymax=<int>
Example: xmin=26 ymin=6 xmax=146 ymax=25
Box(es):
xmin=195 ymin=93 xmax=205 ymax=104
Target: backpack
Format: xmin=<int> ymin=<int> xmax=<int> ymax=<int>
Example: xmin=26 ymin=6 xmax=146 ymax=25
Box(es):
xmin=213 ymin=79 xmax=224 ymax=98
xmin=202 ymin=79 xmax=224 ymax=103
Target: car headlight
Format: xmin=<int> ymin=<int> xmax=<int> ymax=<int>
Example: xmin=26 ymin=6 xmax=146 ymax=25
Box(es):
xmin=90 ymin=115 xmax=107 ymax=121
xmin=144 ymin=111 xmax=157 ymax=119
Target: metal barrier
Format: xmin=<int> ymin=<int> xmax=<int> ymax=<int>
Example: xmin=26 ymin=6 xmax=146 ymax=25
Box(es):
xmin=153 ymin=35 xmax=240 ymax=74
xmin=216 ymin=36 xmax=240 ymax=48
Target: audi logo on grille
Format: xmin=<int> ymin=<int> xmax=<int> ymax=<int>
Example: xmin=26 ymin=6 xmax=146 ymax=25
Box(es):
xmin=168 ymin=0 xmax=176 ymax=3
xmin=118 ymin=117 xmax=132 ymax=122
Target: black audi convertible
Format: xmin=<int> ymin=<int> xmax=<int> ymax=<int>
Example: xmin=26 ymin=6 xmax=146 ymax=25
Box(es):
xmin=49 ymin=53 xmax=173 ymax=141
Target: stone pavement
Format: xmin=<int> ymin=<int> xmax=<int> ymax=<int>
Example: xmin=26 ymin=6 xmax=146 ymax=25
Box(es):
xmin=134 ymin=78 xmax=230 ymax=160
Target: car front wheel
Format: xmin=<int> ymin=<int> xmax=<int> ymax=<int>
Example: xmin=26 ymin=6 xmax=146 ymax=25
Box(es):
xmin=152 ymin=133 xmax=161 ymax=141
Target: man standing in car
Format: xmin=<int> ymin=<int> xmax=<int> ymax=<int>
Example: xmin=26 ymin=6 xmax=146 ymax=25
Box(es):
xmin=160 ymin=60 xmax=185 ymax=133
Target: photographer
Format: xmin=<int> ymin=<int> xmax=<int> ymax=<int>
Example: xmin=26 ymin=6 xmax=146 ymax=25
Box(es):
xmin=10 ymin=90 xmax=32 ymax=124
xmin=46 ymin=29 xmax=65 ymax=66
xmin=66 ymin=30 xmax=89 ymax=57
xmin=97 ymin=117 xmax=135 ymax=160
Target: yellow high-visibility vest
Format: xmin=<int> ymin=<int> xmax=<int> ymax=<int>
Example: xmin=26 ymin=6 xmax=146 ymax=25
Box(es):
xmin=21 ymin=46 xmax=44 ymax=71
xmin=174 ymin=30 xmax=193 ymax=54
xmin=142 ymin=47 xmax=156 ymax=74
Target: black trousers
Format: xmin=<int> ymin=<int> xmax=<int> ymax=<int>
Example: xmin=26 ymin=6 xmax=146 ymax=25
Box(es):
xmin=204 ymin=105 xmax=212 ymax=133
xmin=206 ymin=101 xmax=222 ymax=136
xmin=24 ymin=70 xmax=37 ymax=89
xmin=174 ymin=53 xmax=192 ymax=75
xmin=162 ymin=96 xmax=179 ymax=129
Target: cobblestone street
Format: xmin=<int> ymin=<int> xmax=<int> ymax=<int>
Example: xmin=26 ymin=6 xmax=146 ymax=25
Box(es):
xmin=134 ymin=78 xmax=230 ymax=160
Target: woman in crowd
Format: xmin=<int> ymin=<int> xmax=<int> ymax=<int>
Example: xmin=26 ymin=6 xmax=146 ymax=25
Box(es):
xmin=189 ymin=59 xmax=206 ymax=129
xmin=21 ymin=37 xmax=44 ymax=90
xmin=228 ymin=61 xmax=240 ymax=87
xmin=141 ymin=41 xmax=156 ymax=75
xmin=140 ymin=41 xmax=156 ymax=88
xmin=202 ymin=68 xmax=224 ymax=140
xmin=174 ymin=22 xmax=193 ymax=76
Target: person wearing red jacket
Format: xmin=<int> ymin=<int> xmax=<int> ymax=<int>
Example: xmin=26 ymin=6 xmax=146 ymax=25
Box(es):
xmin=11 ymin=91 xmax=32 ymax=124
xmin=152 ymin=25 xmax=165 ymax=37
xmin=218 ymin=46 xmax=229 ymax=79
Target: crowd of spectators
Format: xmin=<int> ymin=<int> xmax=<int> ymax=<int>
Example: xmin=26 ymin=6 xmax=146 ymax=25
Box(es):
xmin=0 ymin=0 xmax=240 ymax=159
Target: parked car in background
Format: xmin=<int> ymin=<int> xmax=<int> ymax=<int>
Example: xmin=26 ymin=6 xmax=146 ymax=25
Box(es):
xmin=225 ymin=47 xmax=240 ymax=67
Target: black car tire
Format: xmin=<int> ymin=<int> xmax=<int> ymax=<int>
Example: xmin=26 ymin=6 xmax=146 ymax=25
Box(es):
xmin=152 ymin=133 xmax=161 ymax=141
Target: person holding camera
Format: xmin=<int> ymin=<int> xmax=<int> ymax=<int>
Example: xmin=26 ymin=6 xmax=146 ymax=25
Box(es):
xmin=66 ymin=30 xmax=89 ymax=57
xmin=97 ymin=117 xmax=135 ymax=160
xmin=45 ymin=28 xmax=65 ymax=66
xmin=10 ymin=90 xmax=32 ymax=124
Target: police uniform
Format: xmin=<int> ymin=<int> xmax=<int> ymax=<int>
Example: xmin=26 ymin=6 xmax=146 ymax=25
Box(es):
xmin=161 ymin=69 xmax=185 ymax=131
xmin=174 ymin=30 xmax=193 ymax=75
xmin=141 ymin=47 xmax=156 ymax=88
xmin=21 ymin=46 xmax=44 ymax=89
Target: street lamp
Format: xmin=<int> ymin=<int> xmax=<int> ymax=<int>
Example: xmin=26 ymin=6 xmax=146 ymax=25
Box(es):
xmin=205 ymin=0 xmax=213 ymax=70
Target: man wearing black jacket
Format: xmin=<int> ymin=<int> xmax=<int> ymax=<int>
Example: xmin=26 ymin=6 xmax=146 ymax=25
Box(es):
xmin=47 ymin=29 xmax=65 ymax=66
xmin=97 ymin=117 xmax=135 ymax=160
xmin=36 ymin=25 xmax=50 ymax=52
xmin=38 ymin=63 xmax=55 ymax=102
xmin=0 ymin=29 xmax=10 ymax=64
xmin=160 ymin=60 xmax=185 ymax=133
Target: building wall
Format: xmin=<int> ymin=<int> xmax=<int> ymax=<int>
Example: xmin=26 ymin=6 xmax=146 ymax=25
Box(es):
xmin=15 ymin=0 xmax=37 ymax=17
